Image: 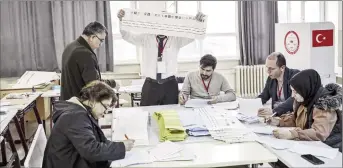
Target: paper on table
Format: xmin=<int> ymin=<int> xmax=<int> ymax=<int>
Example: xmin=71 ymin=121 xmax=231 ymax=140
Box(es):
xmin=110 ymin=150 xmax=154 ymax=167
xmin=211 ymin=101 xmax=239 ymax=110
xmin=238 ymin=98 xmax=263 ymax=115
xmin=184 ymin=99 xmax=210 ymax=108
xmin=148 ymin=141 xmax=184 ymax=161
xmin=256 ymin=136 xmax=296 ymax=150
xmin=289 ymin=143 xmax=339 ymax=159
xmin=158 ymin=147 xmax=196 ymax=162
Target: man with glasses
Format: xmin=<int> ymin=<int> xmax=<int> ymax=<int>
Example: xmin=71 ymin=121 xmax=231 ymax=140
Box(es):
xmin=257 ymin=52 xmax=300 ymax=117
xmin=60 ymin=21 xmax=117 ymax=101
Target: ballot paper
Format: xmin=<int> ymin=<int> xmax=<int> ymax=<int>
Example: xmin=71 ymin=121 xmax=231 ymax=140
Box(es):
xmin=184 ymin=99 xmax=210 ymax=108
xmin=120 ymin=8 xmax=208 ymax=39
xmin=211 ymin=101 xmax=239 ymax=110
xmin=112 ymin=110 xmax=149 ymax=146
xmin=110 ymin=150 xmax=154 ymax=167
xmin=148 ymin=141 xmax=195 ymax=161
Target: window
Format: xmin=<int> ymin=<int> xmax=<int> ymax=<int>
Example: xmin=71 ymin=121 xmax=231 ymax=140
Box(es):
xmin=110 ymin=1 xmax=138 ymax=63
xmin=110 ymin=1 xmax=239 ymax=63
xmin=177 ymin=1 xmax=238 ymax=61
xmin=278 ymin=1 xmax=342 ymax=72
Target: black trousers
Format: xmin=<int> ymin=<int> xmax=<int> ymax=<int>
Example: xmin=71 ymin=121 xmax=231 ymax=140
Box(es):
xmin=140 ymin=76 xmax=179 ymax=106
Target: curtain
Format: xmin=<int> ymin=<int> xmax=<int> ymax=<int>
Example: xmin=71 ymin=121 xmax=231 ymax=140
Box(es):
xmin=0 ymin=1 xmax=113 ymax=77
xmin=238 ymin=1 xmax=278 ymax=65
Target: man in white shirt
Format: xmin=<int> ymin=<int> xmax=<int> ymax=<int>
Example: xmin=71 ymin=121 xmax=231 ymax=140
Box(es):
xmin=180 ymin=54 xmax=236 ymax=105
xmin=117 ymin=9 xmax=205 ymax=106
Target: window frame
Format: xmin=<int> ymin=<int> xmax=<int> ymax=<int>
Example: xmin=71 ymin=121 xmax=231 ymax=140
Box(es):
xmin=111 ymin=1 xmax=240 ymax=65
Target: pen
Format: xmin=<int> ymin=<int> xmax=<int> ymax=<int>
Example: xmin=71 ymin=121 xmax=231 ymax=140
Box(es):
xmin=265 ymin=112 xmax=277 ymax=123
xmin=124 ymin=134 xmax=129 ymax=140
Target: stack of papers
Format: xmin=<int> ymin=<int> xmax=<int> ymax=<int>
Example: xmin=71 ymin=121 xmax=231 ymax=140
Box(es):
xmin=177 ymin=109 xmax=210 ymax=137
xmin=238 ymin=98 xmax=263 ymax=115
xmin=112 ymin=110 xmax=149 ymax=146
xmin=12 ymin=71 xmax=59 ymax=89
xmin=256 ymin=136 xmax=296 ymax=150
xmin=197 ymin=107 xmax=257 ymax=143
xmin=236 ymin=113 xmax=261 ymax=124
xmin=153 ymin=110 xmax=187 ymax=142
xmin=110 ymin=141 xmax=195 ymax=167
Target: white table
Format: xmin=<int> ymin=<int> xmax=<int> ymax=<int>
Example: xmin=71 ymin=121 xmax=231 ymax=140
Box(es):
xmin=245 ymin=123 xmax=342 ymax=167
xmin=111 ymin=105 xmax=278 ymax=167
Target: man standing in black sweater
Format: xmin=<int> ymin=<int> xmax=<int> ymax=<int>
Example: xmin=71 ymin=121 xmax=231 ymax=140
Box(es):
xmin=60 ymin=21 xmax=117 ymax=101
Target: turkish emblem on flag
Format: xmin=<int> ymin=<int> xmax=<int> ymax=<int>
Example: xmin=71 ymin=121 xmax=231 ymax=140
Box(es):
xmin=312 ymin=29 xmax=334 ymax=47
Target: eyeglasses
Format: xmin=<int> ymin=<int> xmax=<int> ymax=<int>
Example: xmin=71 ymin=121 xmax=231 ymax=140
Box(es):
xmin=94 ymin=35 xmax=105 ymax=43
xmin=100 ymin=101 xmax=111 ymax=113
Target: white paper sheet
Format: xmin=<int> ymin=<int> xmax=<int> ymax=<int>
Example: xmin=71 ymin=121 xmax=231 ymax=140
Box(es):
xmin=211 ymin=101 xmax=239 ymax=110
xmin=121 ymin=8 xmax=208 ymax=39
xmin=289 ymin=143 xmax=339 ymax=159
xmin=184 ymin=99 xmax=210 ymax=108
xmin=110 ymin=150 xmax=154 ymax=167
xmin=256 ymin=136 xmax=296 ymax=150
xmin=112 ymin=110 xmax=149 ymax=146
xmin=238 ymin=98 xmax=263 ymax=115
xmin=148 ymin=141 xmax=195 ymax=161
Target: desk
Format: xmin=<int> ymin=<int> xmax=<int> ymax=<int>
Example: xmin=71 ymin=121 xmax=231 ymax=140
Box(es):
xmin=245 ymin=123 xmax=342 ymax=167
xmin=111 ymin=105 xmax=278 ymax=167
xmin=41 ymin=90 xmax=60 ymax=129
xmin=0 ymin=92 xmax=42 ymax=164
xmin=116 ymin=84 xmax=183 ymax=107
xmin=0 ymin=109 xmax=23 ymax=167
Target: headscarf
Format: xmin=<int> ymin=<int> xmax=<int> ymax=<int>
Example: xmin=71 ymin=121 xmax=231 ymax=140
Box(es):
xmin=289 ymin=69 xmax=322 ymax=107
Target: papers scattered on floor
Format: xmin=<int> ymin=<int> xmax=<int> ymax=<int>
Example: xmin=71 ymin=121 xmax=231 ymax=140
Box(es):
xmin=289 ymin=143 xmax=339 ymax=159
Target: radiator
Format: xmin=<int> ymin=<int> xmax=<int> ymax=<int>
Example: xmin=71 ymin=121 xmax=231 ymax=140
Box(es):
xmin=235 ymin=65 xmax=267 ymax=98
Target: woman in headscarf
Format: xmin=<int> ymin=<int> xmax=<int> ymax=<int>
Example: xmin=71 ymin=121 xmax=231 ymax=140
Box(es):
xmin=267 ymin=69 xmax=342 ymax=151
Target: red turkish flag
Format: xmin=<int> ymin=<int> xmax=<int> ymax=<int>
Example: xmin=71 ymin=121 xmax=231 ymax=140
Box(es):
xmin=312 ymin=29 xmax=334 ymax=47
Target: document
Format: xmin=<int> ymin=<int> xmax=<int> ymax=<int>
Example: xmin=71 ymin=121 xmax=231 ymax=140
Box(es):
xmin=110 ymin=150 xmax=154 ymax=167
xmin=238 ymin=98 xmax=263 ymax=115
xmin=148 ymin=141 xmax=195 ymax=161
xmin=289 ymin=143 xmax=339 ymax=159
xmin=184 ymin=99 xmax=210 ymax=108
xmin=121 ymin=8 xmax=208 ymax=39
xmin=211 ymin=101 xmax=239 ymax=110
xmin=112 ymin=110 xmax=149 ymax=146
xmin=256 ymin=136 xmax=296 ymax=150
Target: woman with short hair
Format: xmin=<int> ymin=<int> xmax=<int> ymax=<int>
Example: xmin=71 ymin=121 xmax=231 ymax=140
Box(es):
xmin=43 ymin=81 xmax=134 ymax=168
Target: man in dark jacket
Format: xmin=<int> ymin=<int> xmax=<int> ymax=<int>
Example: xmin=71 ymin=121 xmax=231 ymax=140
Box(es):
xmin=60 ymin=21 xmax=117 ymax=101
xmin=257 ymin=52 xmax=300 ymax=117
xmin=43 ymin=81 xmax=134 ymax=168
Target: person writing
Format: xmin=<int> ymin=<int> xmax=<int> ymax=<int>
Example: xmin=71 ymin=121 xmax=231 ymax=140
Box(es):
xmin=267 ymin=69 xmax=342 ymax=152
xmin=180 ymin=54 xmax=236 ymax=105
xmin=43 ymin=81 xmax=135 ymax=168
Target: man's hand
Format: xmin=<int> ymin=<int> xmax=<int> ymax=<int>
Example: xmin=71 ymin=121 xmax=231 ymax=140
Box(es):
xmin=179 ymin=94 xmax=188 ymax=105
xmin=117 ymin=9 xmax=125 ymax=21
xmin=122 ymin=139 xmax=135 ymax=151
xmin=207 ymin=96 xmax=218 ymax=105
xmin=257 ymin=108 xmax=273 ymax=117
xmin=195 ymin=12 xmax=205 ymax=22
